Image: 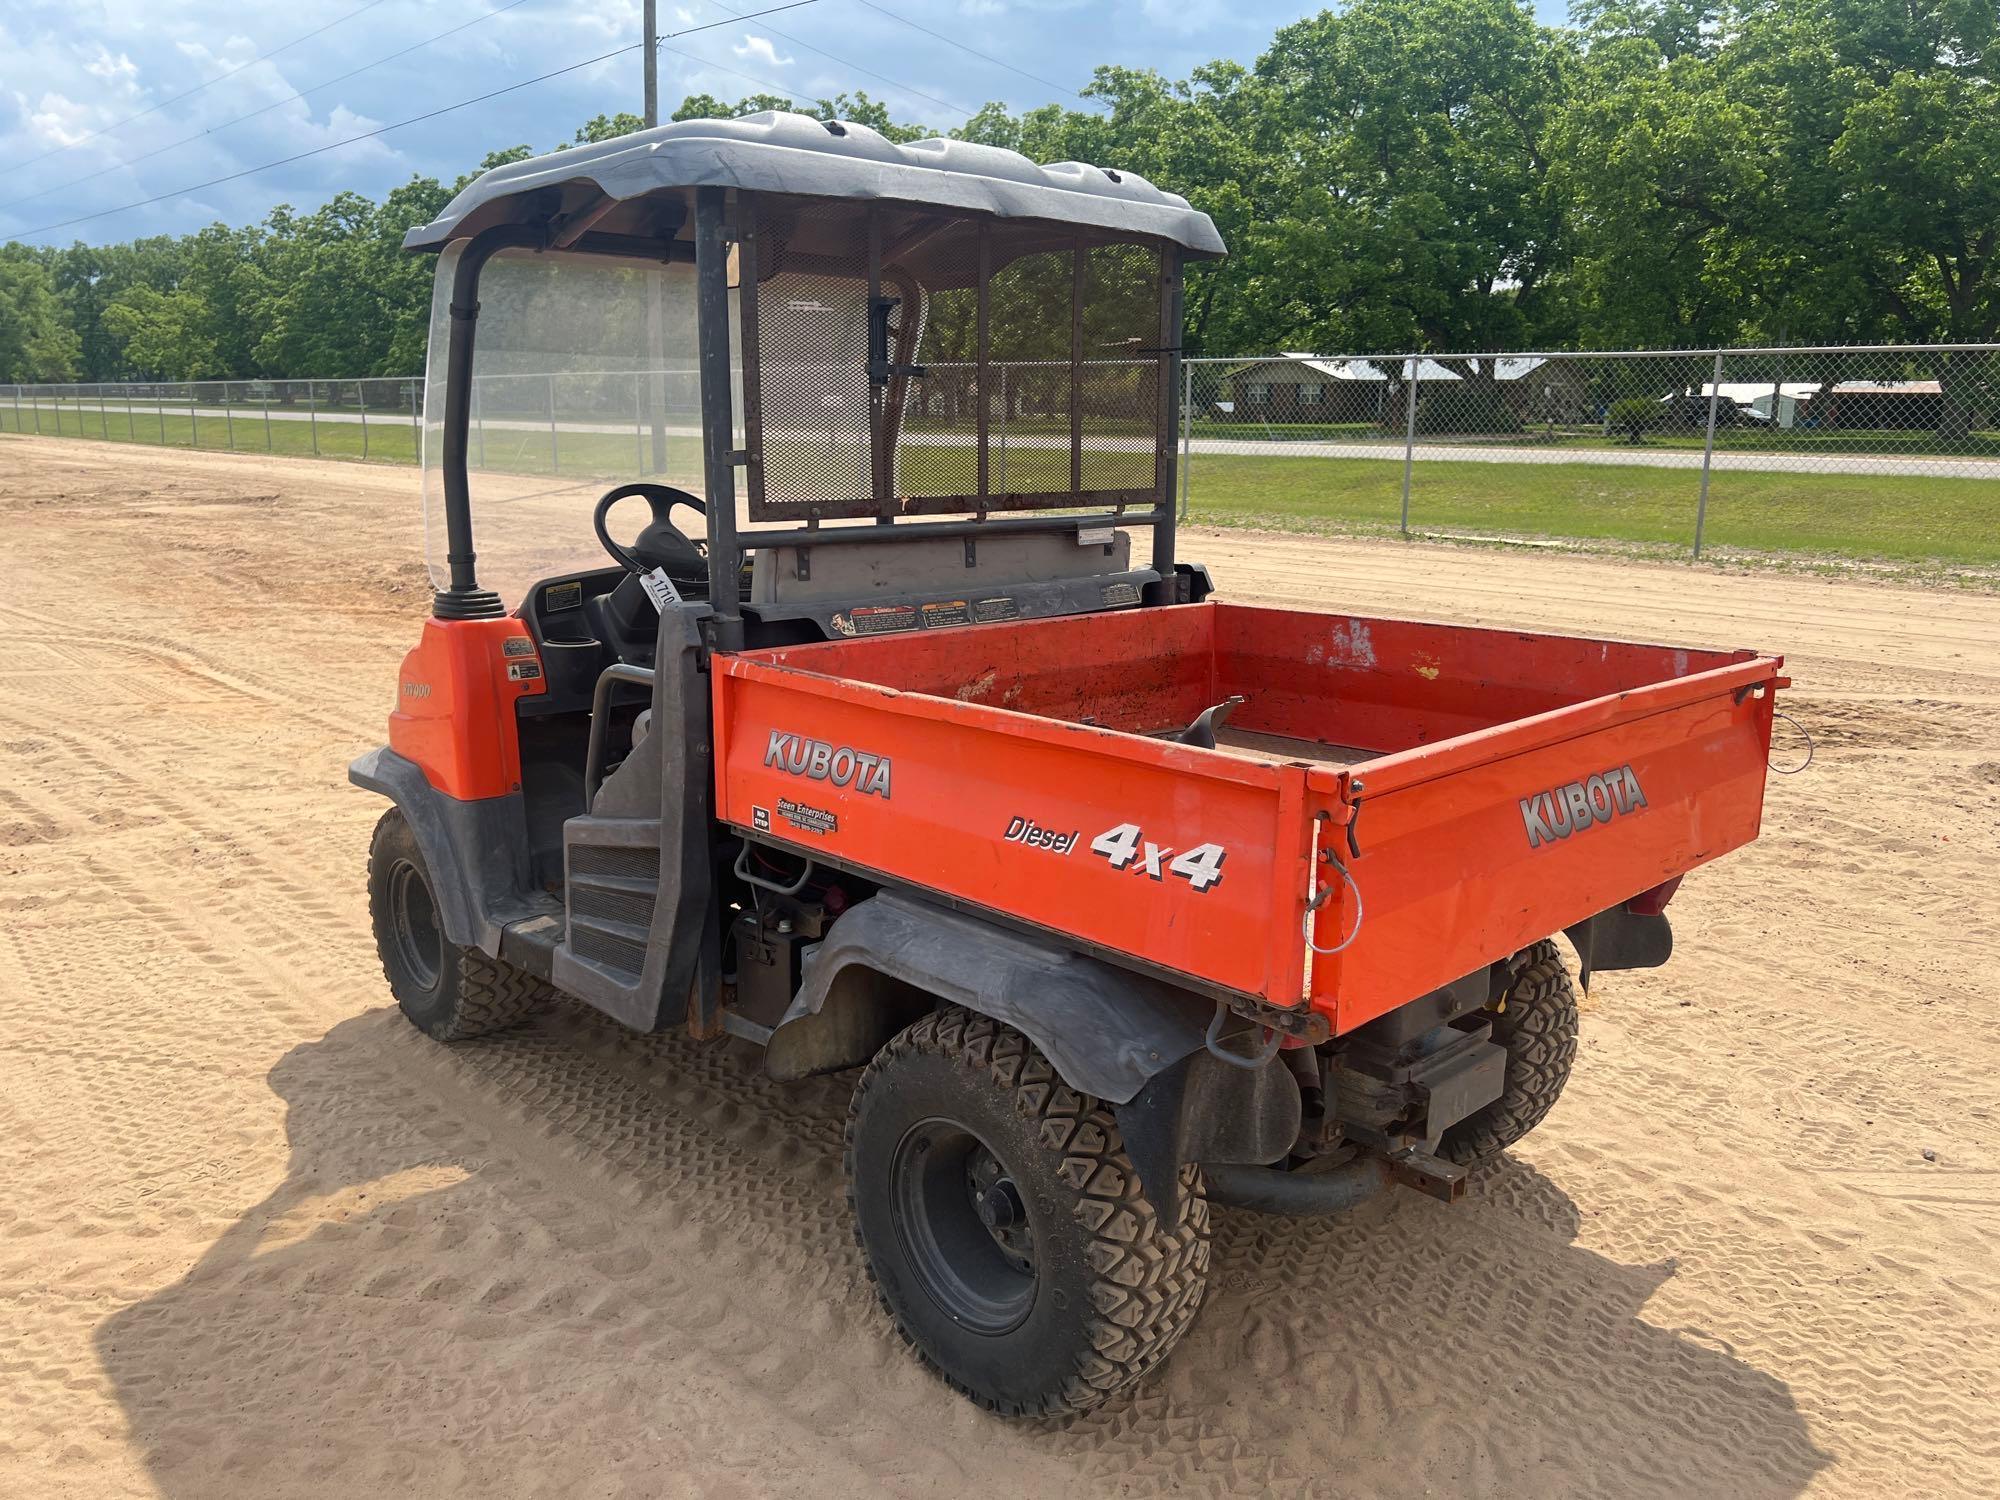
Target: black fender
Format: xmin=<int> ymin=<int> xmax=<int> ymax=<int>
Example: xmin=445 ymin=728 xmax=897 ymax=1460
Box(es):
xmin=348 ymin=746 xmax=541 ymax=956
xmin=767 ymin=892 xmax=1300 ymax=1218
xmin=768 ymin=892 xmax=1215 ymax=1103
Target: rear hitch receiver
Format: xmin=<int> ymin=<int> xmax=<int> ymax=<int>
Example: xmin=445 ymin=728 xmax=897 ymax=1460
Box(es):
xmin=1383 ymin=1147 xmax=1468 ymax=1204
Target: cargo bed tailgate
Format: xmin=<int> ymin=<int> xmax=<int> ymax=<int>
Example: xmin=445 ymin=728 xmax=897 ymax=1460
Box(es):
xmin=1305 ymin=654 xmax=1783 ymax=1032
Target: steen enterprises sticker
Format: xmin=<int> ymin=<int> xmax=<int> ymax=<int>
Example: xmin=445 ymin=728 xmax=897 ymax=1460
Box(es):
xmin=778 ymin=798 xmax=838 ymax=836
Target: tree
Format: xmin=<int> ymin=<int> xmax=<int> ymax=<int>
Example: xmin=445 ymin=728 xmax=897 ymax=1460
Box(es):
xmin=248 ymin=195 xmax=382 ymax=377
xmin=1248 ymin=0 xmax=1575 ymax=356
xmin=1562 ymin=0 xmax=1998 ymax=345
xmin=0 ymin=251 xmax=81 ymax=380
xmin=572 ymin=112 xmax=646 ymax=144
xmin=100 ymin=285 xmax=215 ymax=379
xmin=1561 ymin=0 xmax=1997 ymax=430
xmin=45 ymin=236 xmax=184 ymax=380
xmin=672 ymin=92 xmax=794 ymax=123
xmin=374 ymin=177 xmax=455 ymax=374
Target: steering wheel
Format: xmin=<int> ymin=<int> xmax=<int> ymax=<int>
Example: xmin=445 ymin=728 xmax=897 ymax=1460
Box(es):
xmin=593 ymin=483 xmax=708 ymax=579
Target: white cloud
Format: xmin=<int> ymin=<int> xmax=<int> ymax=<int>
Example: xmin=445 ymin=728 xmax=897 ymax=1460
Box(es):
xmin=175 ymin=34 xmax=258 ymax=70
xmin=83 ymin=47 xmax=141 ymax=92
xmin=26 ymin=92 xmax=97 ymax=147
xmin=574 ymin=0 xmax=640 ymax=40
xmin=959 ymin=0 xmax=1007 ymax=14
xmin=733 ymin=35 xmax=795 ymax=69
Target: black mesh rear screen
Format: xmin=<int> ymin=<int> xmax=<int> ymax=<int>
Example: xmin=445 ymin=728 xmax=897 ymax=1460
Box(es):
xmin=745 ymin=216 xmax=1168 ymax=521
xmin=751 ymin=263 xmax=873 ymax=518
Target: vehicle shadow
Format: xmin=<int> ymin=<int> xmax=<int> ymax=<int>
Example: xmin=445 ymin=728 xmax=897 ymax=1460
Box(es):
xmin=95 ymin=1004 xmax=1831 ymax=1498
xmin=1164 ymin=1174 xmax=1833 ymax=1496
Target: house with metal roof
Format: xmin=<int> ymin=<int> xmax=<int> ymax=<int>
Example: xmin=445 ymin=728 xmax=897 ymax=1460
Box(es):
xmin=1208 ymin=353 xmax=1593 ymax=430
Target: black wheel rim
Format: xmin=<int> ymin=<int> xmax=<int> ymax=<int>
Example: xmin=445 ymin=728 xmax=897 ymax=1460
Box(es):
xmin=389 ymin=859 xmax=443 ymax=991
xmin=890 ymin=1118 xmax=1037 ymax=1335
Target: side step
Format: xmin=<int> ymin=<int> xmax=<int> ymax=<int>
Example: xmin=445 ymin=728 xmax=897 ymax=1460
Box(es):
xmin=551 ymin=828 xmax=665 ymax=1025
xmin=567 ymin=846 xmax=660 ymax=978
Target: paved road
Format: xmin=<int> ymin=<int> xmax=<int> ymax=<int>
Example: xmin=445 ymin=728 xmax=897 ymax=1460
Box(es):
xmin=16 ymin=398 xmax=2000 ymax=479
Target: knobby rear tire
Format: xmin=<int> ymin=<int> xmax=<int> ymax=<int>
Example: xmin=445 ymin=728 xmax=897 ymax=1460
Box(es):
xmin=1438 ymin=938 xmax=1579 ymax=1166
xmin=845 ymin=1006 xmax=1211 ymax=1418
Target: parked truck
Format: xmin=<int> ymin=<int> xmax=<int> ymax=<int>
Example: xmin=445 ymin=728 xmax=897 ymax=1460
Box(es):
xmin=353 ymin=114 xmax=1787 ymax=1416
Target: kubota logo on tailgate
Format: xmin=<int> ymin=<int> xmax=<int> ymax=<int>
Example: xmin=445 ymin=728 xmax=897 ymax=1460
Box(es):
xmin=1521 ymin=764 xmax=1647 ymax=848
xmin=764 ymin=730 xmax=893 ymax=798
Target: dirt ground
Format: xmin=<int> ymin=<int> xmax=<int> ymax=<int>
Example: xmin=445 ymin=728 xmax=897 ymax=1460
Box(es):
xmin=3 ymin=435 xmax=1996 ymax=1499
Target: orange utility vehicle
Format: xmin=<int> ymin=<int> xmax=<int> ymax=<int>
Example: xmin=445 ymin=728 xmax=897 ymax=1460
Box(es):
xmin=354 ymin=115 xmax=1786 ymax=1417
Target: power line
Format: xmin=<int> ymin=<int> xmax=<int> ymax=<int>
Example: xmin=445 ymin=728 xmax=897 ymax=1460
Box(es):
xmin=5 ymin=0 xmax=823 ymax=240
xmin=690 ymin=0 xmax=974 ymax=120
xmin=3 ymin=0 xmax=540 ymax=215
xmin=4 ymin=0 xmax=398 ymax=179
xmin=658 ymin=45 xmax=811 ymax=107
xmin=848 ymin=0 xmax=1103 ymax=110
xmin=649 ymin=3 xmax=828 ymax=114
xmin=666 ymin=0 xmax=823 ymax=42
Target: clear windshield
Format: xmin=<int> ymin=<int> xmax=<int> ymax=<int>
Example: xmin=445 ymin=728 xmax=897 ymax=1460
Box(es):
xmin=421 ymin=245 xmax=737 ymax=604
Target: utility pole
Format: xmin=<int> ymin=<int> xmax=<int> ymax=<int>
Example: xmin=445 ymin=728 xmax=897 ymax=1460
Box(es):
xmin=642 ymin=0 xmax=667 ymax=474
xmin=642 ymin=0 xmax=658 ymax=127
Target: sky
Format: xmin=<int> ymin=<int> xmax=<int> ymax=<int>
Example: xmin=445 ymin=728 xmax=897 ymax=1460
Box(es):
xmin=0 ymin=0 xmax=1573 ymax=248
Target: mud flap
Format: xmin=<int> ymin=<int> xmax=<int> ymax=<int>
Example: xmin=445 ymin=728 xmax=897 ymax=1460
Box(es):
xmin=1564 ymin=907 xmax=1673 ymax=990
xmin=1113 ymin=1050 xmax=1301 ymax=1223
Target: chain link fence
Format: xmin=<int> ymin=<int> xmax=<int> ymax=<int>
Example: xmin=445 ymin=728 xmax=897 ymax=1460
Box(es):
xmin=1181 ymin=345 xmax=2000 ymax=564
xmin=0 ymin=372 xmax=708 ymax=475
xmin=4 ymin=345 xmax=1996 ymax=565
xmin=0 ymin=377 xmax=430 ymax=463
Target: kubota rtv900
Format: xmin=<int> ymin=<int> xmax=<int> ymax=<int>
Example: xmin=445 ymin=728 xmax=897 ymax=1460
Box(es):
xmin=354 ymin=114 xmax=1786 ymax=1416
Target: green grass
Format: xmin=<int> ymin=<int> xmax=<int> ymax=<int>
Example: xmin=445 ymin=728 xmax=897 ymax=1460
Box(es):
xmin=1182 ymin=453 xmax=2000 ymax=565
xmin=0 ymin=401 xmax=666 ymax=474
xmin=7 ymin=400 xmax=1996 ymax=570
xmin=1520 ymin=425 xmax=2000 ymax=458
xmin=1187 ymin=417 xmax=2000 ymax=457
xmin=0 ymin=400 xmax=426 ymax=464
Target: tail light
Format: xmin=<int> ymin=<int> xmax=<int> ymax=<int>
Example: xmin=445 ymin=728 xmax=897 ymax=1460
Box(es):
xmin=1627 ymin=875 xmax=1683 ymax=916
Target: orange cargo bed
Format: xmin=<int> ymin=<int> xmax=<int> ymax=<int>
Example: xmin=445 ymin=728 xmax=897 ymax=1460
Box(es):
xmin=712 ymin=602 xmax=1783 ymax=1034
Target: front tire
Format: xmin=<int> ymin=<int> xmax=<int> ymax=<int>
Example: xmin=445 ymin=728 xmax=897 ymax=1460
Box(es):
xmin=845 ymin=1007 xmax=1210 ymax=1418
xmin=1439 ymin=938 xmax=1579 ymax=1165
xmin=367 ymin=808 xmax=549 ymax=1041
